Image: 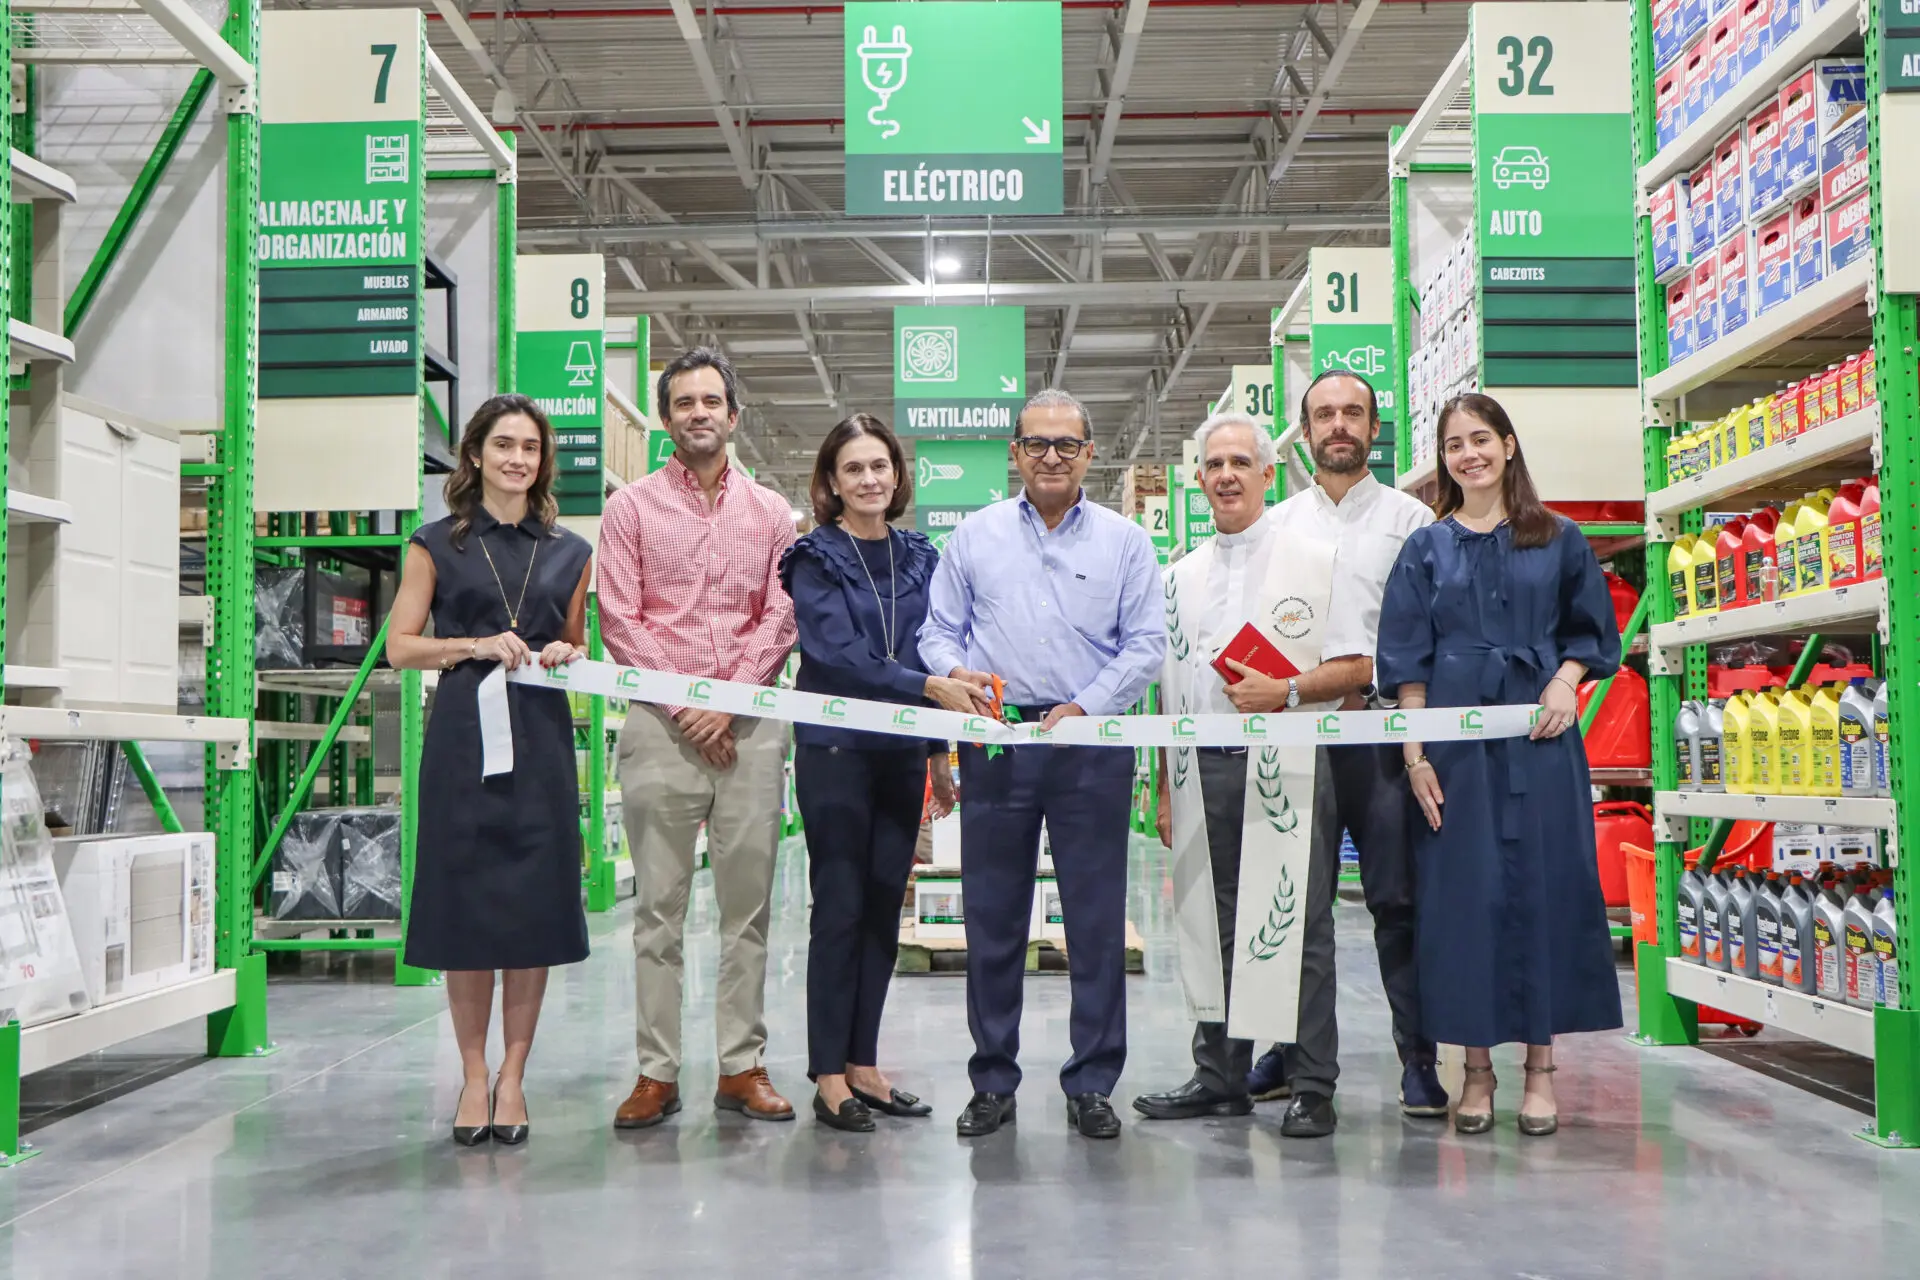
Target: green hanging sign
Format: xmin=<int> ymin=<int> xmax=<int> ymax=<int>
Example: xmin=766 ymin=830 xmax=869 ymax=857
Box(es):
xmin=913 ymin=438 xmax=1010 ymax=552
xmin=517 ymin=254 xmax=605 ymax=516
xmin=1307 ymin=247 xmax=1397 ymax=482
xmin=1883 ymin=2 xmax=1920 ymax=93
xmin=844 ymin=2 xmax=1063 ymax=215
xmin=892 ymin=306 xmax=1026 ymax=436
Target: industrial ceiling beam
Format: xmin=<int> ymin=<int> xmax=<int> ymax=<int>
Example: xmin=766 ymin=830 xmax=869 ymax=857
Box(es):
xmin=521 ymin=210 xmax=1387 ymax=247
xmin=1088 ymin=0 xmax=1153 ymax=190
xmin=1267 ymin=0 xmax=1382 ymax=184
xmin=667 ymin=0 xmax=757 ymax=189
xmin=611 ymin=276 xmax=1302 ymax=314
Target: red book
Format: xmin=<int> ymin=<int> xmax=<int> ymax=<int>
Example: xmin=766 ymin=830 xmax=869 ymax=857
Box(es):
xmin=1210 ymin=622 xmax=1301 ymax=686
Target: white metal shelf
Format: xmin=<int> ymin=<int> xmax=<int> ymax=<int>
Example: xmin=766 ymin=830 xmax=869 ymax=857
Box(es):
xmin=4 ymin=489 xmax=71 ymax=524
xmin=1645 ymin=407 xmax=1879 ymax=521
xmin=1665 ymin=958 xmax=1874 ymax=1058
xmin=0 ymin=704 xmax=248 ymax=742
xmin=1649 ymin=578 xmax=1883 ymax=650
xmin=1396 ymin=455 xmax=1438 ymax=494
xmin=8 ymin=317 xmax=74 ymax=365
xmin=256 ymin=720 xmax=373 ymax=743
xmin=9 ymin=149 xmax=76 ymax=203
xmin=20 ymin=971 xmax=237 ymax=1075
xmin=3 ymin=665 xmax=69 ymax=690
xmin=1637 ymin=0 xmax=1863 ymax=194
xmin=1655 ymin=789 xmax=1896 ymax=830
xmin=1646 ymin=260 xmax=1872 ymax=402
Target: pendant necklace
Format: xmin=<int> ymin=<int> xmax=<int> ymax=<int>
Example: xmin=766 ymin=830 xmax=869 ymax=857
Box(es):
xmin=846 ymin=526 xmax=898 ymax=660
xmin=479 ymin=526 xmax=539 ymax=631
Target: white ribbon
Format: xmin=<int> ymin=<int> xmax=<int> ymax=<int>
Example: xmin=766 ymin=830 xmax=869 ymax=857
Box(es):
xmin=477 ymin=658 xmax=1542 ymax=778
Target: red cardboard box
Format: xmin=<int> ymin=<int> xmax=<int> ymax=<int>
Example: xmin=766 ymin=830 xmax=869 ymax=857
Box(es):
xmin=1666 ymin=274 xmax=1696 ymax=363
xmin=1719 ymin=231 xmax=1752 ymax=335
xmin=1790 ymin=187 xmax=1824 ymax=292
xmin=1692 ymin=253 xmax=1721 ymax=349
xmin=1825 ymin=188 xmax=1871 ymax=274
xmin=1713 ymin=128 xmax=1745 ymax=243
xmin=1779 ymin=64 xmax=1818 ymax=191
xmin=1688 ymin=157 xmax=1717 ymax=258
xmin=1746 ymin=99 xmax=1784 ymax=215
xmin=1753 ymin=209 xmax=1793 ymax=315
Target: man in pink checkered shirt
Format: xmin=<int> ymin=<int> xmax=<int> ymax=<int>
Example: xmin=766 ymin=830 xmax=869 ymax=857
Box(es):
xmin=598 ymin=347 xmax=799 ymax=1131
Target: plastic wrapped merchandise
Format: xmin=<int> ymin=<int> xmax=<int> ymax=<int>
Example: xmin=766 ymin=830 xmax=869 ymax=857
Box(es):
xmin=338 ymin=807 xmax=404 ymax=920
xmin=255 ymin=567 xmax=306 ymax=670
xmin=255 ymin=566 xmax=375 ymax=669
xmin=0 ymin=739 xmax=93 ymax=1028
xmin=270 ymin=810 xmax=343 ymax=920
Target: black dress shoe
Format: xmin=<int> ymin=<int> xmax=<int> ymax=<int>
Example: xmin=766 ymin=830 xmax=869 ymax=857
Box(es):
xmin=813 ymin=1091 xmax=876 ymax=1133
xmin=489 ymin=1088 xmax=528 ymax=1145
xmin=1066 ymin=1092 xmax=1122 ymax=1139
xmin=1280 ymin=1091 xmax=1338 ymax=1139
xmin=1132 ymin=1079 xmax=1255 ymax=1121
xmin=851 ymin=1084 xmax=933 ymax=1118
xmin=956 ymin=1092 xmax=1016 ymax=1137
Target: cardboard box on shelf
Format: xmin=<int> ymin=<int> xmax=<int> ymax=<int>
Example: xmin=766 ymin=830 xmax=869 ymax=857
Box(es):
xmin=1692 ymin=253 xmax=1721 ymax=350
xmin=1778 ymin=65 xmax=1819 ymax=192
xmin=1654 ymin=0 xmax=1686 ymax=68
xmin=1790 ymin=188 xmax=1825 ymax=292
xmin=1706 ymin=10 xmax=1741 ymax=105
xmin=1769 ymin=0 xmax=1803 ymax=50
xmin=1666 ymin=274 xmax=1696 ymax=363
xmin=1652 ymin=177 xmax=1694 ymax=280
xmin=1682 ymin=36 xmax=1713 ymax=126
xmin=1713 ymin=128 xmax=1745 ymax=245
xmin=1719 ymin=232 xmax=1752 ymax=336
xmin=1745 ymin=99 xmax=1784 ymax=216
xmin=1736 ymin=0 xmax=1773 ymax=77
xmin=1687 ymin=158 xmax=1717 ymax=260
xmin=1815 ymin=59 xmax=1869 ymax=205
xmin=1825 ymin=188 xmax=1871 ymax=274
xmin=1657 ymin=63 xmax=1687 ymax=150
xmin=1754 ymin=210 xmax=1794 ymax=314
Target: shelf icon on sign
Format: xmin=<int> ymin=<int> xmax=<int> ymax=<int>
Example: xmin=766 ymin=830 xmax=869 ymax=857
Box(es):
xmin=367 ymin=134 xmax=410 ymax=184
xmin=1321 ymin=345 xmax=1387 ymax=378
xmin=918 ymin=457 xmax=965 ymax=488
xmin=857 ymin=25 xmax=912 ymax=140
xmin=565 ymin=340 xmax=598 ymax=387
xmin=900 ymin=325 xmax=958 ymax=382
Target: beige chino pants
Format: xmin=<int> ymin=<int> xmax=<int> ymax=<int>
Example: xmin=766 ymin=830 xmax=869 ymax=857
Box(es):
xmin=618 ymin=706 xmax=790 ymax=1081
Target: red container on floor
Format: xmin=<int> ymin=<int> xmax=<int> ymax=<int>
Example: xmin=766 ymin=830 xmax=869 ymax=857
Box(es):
xmin=1576 ymin=667 xmax=1651 ymax=769
xmin=1604 ymin=572 xmax=1639 ymax=633
xmin=1594 ymin=801 xmax=1654 ymax=908
xmin=1623 ymin=836 xmax=1769 ymax=1032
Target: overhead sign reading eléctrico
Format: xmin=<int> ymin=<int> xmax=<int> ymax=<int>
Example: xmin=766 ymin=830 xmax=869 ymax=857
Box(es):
xmin=843 ymin=2 xmax=1063 ymax=215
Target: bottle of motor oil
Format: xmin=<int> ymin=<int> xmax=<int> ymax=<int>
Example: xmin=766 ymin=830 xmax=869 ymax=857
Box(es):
xmin=1872 ymin=679 xmax=1891 ymax=798
xmin=1775 ymin=686 xmax=1814 ymax=796
xmin=1780 ymin=874 xmax=1818 ymax=993
xmin=1825 ymin=479 xmax=1866 ymax=588
xmin=1675 ymin=700 xmax=1704 ymax=791
xmin=1715 ymin=517 xmax=1747 ymax=611
xmin=1703 ymin=869 xmax=1735 ymax=971
xmin=1839 ymin=678 xmax=1877 ymax=796
xmin=1795 ymin=488 xmax=1835 ymax=596
xmin=1873 ymin=890 xmax=1900 ymax=1009
xmin=1843 ymin=888 xmax=1880 ymax=1007
xmin=1747 ymin=687 xmax=1782 ymax=793
xmin=1806 ymin=684 xmax=1842 ymax=797
xmin=1860 ymin=476 xmax=1882 ymax=580
xmin=1690 ymin=531 xmax=1721 ymax=613
xmin=1723 ymin=690 xmax=1753 ymax=793
xmin=1729 ymin=869 xmax=1760 ymax=978
xmin=1699 ymin=699 xmax=1726 ymax=791
xmin=1667 ymin=536 xmax=1695 ymax=619
xmin=1776 ymin=499 xmax=1805 ymax=597
xmin=1755 ymin=872 xmax=1787 ymax=985
xmin=1812 ymin=879 xmax=1847 ymax=1000
xmin=1743 ymin=507 xmax=1781 ymax=601
xmin=1677 ymin=865 xmax=1707 ymax=964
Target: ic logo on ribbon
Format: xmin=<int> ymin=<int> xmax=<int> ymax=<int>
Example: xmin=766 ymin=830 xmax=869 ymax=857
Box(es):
xmin=616 ymin=669 xmax=641 ymax=692
xmin=1459 ymin=709 xmax=1485 ymax=736
xmin=687 ymin=679 xmax=714 ymax=704
xmin=1315 ymin=713 xmax=1342 ymax=739
xmin=753 ymin=689 xmax=779 ymax=712
xmin=963 ymin=716 xmax=989 ymax=736
xmin=1171 ymin=716 xmax=1197 ymax=740
xmin=892 ymin=707 xmax=919 ymax=728
xmin=1098 ymin=719 xmax=1124 ymax=741
xmin=546 ymin=665 xmax=570 ymax=683
xmin=1241 ymin=714 xmax=1267 ymax=739
xmin=823 ymin=698 xmax=850 ymax=722
xmin=1383 ymin=711 xmax=1408 ymax=736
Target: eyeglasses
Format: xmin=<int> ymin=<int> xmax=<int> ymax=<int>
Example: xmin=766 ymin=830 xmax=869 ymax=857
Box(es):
xmin=1016 ymin=435 xmax=1088 ymax=460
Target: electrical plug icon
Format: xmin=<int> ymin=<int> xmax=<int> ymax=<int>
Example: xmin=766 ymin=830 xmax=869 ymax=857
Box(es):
xmin=857 ymin=24 xmax=912 ymax=139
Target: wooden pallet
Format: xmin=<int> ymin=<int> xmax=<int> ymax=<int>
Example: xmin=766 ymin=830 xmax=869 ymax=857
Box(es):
xmin=895 ymin=921 xmax=1146 ymax=975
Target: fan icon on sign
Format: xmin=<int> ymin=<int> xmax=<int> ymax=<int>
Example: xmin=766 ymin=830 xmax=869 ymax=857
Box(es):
xmin=900 ymin=325 xmax=958 ymax=382
xmin=857 ymin=25 xmax=912 ymax=140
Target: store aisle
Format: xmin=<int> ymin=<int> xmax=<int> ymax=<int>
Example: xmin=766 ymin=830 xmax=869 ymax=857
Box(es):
xmin=4 ymin=838 xmax=1917 ymax=1279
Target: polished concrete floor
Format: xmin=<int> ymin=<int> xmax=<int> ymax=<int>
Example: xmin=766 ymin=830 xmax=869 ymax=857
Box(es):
xmin=7 ymin=837 xmax=1918 ymax=1279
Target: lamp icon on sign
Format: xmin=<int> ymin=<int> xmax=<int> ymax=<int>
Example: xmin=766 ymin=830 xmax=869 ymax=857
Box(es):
xmin=857 ymin=25 xmax=912 ymax=140
xmin=565 ymin=340 xmax=597 ymax=387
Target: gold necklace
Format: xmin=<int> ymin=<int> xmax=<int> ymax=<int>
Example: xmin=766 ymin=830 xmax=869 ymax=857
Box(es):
xmin=478 ymin=528 xmax=539 ymax=631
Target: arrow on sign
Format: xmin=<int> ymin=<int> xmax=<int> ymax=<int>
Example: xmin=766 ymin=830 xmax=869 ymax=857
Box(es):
xmin=1022 ymin=117 xmax=1051 ymax=146
xmin=989 ymin=487 xmax=1004 ymax=501
xmin=999 ymin=375 xmax=1019 ymax=394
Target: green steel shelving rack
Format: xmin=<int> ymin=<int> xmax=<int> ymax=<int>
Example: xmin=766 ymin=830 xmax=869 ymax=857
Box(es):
xmin=1628 ymin=0 xmax=1920 ymax=1144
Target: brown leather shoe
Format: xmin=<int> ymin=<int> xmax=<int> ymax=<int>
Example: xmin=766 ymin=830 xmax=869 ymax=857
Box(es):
xmin=714 ymin=1066 xmax=795 ymax=1121
xmin=613 ymin=1075 xmax=681 ymax=1129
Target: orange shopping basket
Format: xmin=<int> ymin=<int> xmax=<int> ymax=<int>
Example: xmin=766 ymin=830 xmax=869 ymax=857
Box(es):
xmin=1623 ymin=823 xmax=1770 ymax=1034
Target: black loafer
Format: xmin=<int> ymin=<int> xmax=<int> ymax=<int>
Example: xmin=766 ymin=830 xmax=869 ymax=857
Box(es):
xmin=956 ymin=1091 xmax=1016 ymax=1137
xmin=813 ymin=1091 xmax=876 ymax=1133
xmin=1066 ymin=1092 xmax=1122 ymax=1139
xmin=1132 ymin=1079 xmax=1254 ymax=1120
xmin=851 ymin=1084 xmax=933 ymax=1118
xmin=1280 ymin=1091 xmax=1338 ymax=1139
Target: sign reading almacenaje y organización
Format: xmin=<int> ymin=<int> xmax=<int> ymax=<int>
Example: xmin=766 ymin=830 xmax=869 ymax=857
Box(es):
xmin=843 ymin=2 xmax=1063 ymax=215
xmin=255 ymin=8 xmax=426 ymax=513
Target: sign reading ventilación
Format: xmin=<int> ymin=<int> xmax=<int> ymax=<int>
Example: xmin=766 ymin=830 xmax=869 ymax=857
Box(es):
xmin=517 ymin=255 xmax=606 ymax=516
xmin=892 ymin=306 xmax=1026 ymax=436
xmin=843 ymin=2 xmax=1063 ymax=215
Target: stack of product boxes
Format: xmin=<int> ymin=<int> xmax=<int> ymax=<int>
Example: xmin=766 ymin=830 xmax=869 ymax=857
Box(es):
xmin=1406 ymin=228 xmax=1478 ymax=474
xmin=1649 ymin=0 xmax=1866 ymax=364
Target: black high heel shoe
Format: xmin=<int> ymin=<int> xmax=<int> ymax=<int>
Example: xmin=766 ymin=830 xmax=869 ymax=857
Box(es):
xmin=490 ymin=1084 xmax=529 ymax=1145
xmin=452 ymin=1083 xmax=492 ymax=1147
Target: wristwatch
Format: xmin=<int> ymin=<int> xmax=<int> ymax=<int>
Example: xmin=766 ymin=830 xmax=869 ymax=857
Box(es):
xmin=1285 ymin=677 xmax=1301 ymax=710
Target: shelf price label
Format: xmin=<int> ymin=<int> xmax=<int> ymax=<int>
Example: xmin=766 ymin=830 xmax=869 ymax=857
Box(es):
xmin=843 ymin=2 xmax=1063 ymax=215
xmin=518 ymin=254 xmax=606 ymax=517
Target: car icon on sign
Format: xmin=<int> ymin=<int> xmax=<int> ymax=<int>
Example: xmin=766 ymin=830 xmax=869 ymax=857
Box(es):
xmin=1491 ymin=146 xmax=1550 ymax=190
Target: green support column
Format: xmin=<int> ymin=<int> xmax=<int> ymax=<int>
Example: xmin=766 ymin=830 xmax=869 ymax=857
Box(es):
xmin=1859 ymin=1 xmax=1920 ymax=1147
xmin=498 ymin=133 xmax=517 ymax=389
xmin=585 ymin=599 xmax=615 ymax=912
xmin=1388 ymin=123 xmax=1413 ymax=478
xmin=1627 ymin=0 xmax=1694 ymax=1049
xmin=207 ymin=0 xmax=273 ymax=1059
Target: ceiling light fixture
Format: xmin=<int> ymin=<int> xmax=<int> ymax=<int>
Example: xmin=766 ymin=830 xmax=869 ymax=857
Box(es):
xmin=933 ymin=254 xmax=962 ymax=275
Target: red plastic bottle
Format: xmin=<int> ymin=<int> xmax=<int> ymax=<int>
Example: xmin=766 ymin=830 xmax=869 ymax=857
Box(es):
xmin=1739 ymin=507 xmax=1781 ymax=604
xmin=1825 ymin=479 xmax=1867 ymax=588
xmin=1715 ymin=516 xmax=1749 ymax=609
xmin=1860 ymin=476 xmax=1882 ymax=580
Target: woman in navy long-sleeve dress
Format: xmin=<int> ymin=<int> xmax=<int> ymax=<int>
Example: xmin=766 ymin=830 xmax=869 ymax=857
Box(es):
xmin=779 ymin=413 xmax=990 ymax=1132
xmin=1376 ymin=393 xmax=1623 ymax=1139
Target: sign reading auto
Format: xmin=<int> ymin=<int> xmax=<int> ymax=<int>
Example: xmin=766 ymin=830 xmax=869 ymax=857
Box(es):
xmin=843 ymin=2 xmax=1063 ymax=215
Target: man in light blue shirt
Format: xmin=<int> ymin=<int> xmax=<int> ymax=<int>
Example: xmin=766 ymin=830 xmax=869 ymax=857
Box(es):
xmin=919 ymin=388 xmax=1164 ymax=1140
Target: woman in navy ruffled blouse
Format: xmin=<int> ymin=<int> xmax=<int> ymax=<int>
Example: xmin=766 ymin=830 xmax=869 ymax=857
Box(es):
xmin=779 ymin=414 xmax=990 ymax=1133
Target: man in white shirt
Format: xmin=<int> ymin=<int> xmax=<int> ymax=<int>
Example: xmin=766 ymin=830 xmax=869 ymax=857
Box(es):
xmin=1137 ymin=373 xmax=1445 ymax=1139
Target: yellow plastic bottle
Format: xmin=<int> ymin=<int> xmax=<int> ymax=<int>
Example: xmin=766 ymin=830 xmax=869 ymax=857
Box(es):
xmin=1747 ymin=688 xmax=1782 ymax=794
xmin=1722 ymin=690 xmax=1753 ymax=793
xmin=1724 ymin=406 xmax=1748 ymax=463
xmin=1776 ymin=686 xmax=1815 ymax=796
xmin=1807 ymin=684 xmax=1843 ymax=798
xmin=1690 ymin=531 xmax=1721 ymax=614
xmin=1665 ymin=432 xmax=1686 ymax=485
xmin=1776 ymin=499 xmax=1806 ymax=598
xmin=1751 ymin=395 xmax=1775 ymax=454
xmin=1667 ymin=536 xmax=1695 ymax=619
xmin=1793 ymin=488 xmax=1834 ymax=597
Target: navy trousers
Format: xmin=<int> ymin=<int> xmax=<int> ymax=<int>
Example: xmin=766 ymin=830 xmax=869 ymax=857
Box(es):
xmin=957 ymin=739 xmax=1134 ymax=1098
